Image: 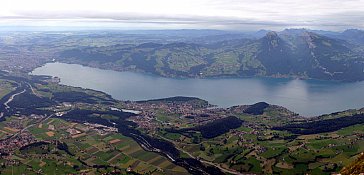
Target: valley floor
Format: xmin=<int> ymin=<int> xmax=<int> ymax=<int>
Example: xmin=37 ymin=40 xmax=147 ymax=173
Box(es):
xmin=0 ymin=73 xmax=364 ymax=175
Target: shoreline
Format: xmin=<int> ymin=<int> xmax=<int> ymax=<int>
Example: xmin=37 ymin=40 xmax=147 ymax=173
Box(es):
xmin=29 ymin=62 xmax=364 ymax=117
xmin=52 ymin=60 xmax=352 ymax=83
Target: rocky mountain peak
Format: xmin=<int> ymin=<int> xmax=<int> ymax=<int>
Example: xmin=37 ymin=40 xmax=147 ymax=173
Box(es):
xmin=265 ymin=31 xmax=279 ymax=38
xmin=263 ymin=31 xmax=282 ymax=49
xmin=302 ymin=32 xmax=320 ymax=49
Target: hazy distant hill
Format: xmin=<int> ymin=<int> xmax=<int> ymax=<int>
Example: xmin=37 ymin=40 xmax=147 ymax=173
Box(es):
xmin=58 ymin=29 xmax=364 ymax=81
xmin=320 ymin=29 xmax=364 ymax=45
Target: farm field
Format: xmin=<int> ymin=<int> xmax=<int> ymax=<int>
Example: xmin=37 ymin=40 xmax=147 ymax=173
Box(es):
xmin=155 ymin=107 xmax=364 ymax=175
xmin=1 ymin=72 xmax=364 ymax=174
xmin=0 ymin=116 xmax=188 ymax=174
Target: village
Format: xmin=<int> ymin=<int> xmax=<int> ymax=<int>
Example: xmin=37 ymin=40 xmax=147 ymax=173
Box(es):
xmin=123 ymin=99 xmax=230 ymax=132
xmin=0 ymin=112 xmax=118 ymax=157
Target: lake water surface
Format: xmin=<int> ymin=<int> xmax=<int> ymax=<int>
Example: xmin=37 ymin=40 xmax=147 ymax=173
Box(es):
xmin=31 ymin=62 xmax=364 ymax=117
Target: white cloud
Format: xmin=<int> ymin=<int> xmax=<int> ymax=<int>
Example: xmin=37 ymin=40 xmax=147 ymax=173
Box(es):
xmin=0 ymin=0 xmax=364 ymax=30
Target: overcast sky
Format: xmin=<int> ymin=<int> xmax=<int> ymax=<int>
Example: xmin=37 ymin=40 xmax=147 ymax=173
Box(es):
xmin=1 ymin=0 xmax=364 ymax=31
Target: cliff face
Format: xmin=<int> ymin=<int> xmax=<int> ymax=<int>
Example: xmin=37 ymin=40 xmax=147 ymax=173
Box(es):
xmin=341 ymin=152 xmax=364 ymax=175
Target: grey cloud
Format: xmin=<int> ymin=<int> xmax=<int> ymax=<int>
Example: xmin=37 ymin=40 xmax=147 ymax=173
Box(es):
xmin=1 ymin=9 xmax=364 ymax=31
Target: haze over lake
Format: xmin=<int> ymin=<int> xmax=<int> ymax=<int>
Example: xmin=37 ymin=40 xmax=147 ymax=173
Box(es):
xmin=31 ymin=62 xmax=364 ymax=117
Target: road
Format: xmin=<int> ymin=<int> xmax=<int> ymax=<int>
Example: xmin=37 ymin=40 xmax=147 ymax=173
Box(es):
xmin=0 ymin=80 xmax=54 ymax=139
xmin=0 ymin=80 xmax=242 ymax=174
xmin=8 ymin=114 xmax=54 ymax=139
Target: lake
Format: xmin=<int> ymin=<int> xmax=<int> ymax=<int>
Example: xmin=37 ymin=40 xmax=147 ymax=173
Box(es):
xmin=31 ymin=62 xmax=364 ymax=117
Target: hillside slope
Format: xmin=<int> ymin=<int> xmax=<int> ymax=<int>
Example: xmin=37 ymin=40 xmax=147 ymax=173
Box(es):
xmin=58 ymin=30 xmax=364 ymax=81
xmin=341 ymin=153 xmax=364 ymax=175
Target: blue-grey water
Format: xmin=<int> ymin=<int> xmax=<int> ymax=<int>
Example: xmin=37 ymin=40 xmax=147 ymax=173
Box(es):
xmin=31 ymin=62 xmax=364 ymax=117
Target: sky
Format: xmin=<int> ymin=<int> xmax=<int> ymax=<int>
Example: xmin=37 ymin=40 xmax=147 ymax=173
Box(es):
xmin=1 ymin=0 xmax=364 ymax=31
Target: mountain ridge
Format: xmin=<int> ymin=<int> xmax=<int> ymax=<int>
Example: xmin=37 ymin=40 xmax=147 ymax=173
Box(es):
xmin=57 ymin=29 xmax=364 ymax=81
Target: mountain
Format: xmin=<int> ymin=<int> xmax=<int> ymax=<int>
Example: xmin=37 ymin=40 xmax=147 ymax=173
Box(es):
xmin=57 ymin=30 xmax=364 ymax=81
xmin=341 ymin=29 xmax=364 ymax=45
xmin=315 ymin=29 xmax=364 ymax=46
xmin=262 ymin=29 xmax=364 ymax=80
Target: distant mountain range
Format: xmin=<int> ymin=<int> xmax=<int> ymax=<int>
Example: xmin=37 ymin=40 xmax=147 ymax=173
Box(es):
xmin=52 ymin=29 xmax=364 ymax=81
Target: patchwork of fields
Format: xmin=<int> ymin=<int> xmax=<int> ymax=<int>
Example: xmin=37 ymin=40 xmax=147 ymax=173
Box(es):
xmin=0 ymin=116 xmax=188 ymax=174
